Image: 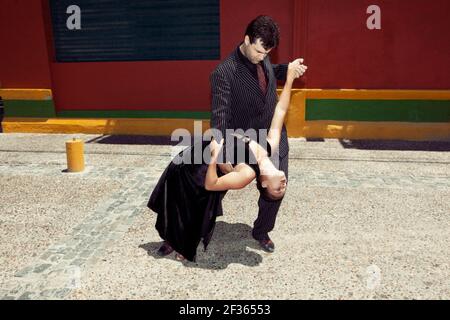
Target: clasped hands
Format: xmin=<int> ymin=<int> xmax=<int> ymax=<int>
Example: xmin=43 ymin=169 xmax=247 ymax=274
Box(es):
xmin=289 ymin=58 xmax=308 ymax=79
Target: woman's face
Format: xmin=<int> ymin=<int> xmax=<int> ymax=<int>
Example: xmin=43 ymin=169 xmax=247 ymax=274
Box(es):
xmin=261 ymin=170 xmax=287 ymax=199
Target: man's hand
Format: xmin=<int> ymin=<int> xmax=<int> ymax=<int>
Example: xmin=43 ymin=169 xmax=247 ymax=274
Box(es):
xmin=210 ymin=138 xmax=233 ymax=174
xmin=209 ymin=138 xmax=224 ymax=163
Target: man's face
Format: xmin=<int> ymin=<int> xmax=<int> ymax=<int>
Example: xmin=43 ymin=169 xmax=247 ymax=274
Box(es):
xmin=244 ymin=36 xmax=272 ymax=64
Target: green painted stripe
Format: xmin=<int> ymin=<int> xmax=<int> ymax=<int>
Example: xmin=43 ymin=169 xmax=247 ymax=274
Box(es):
xmin=4 ymin=100 xmax=56 ymax=117
xmin=57 ymin=110 xmax=211 ymax=119
xmin=306 ymin=99 xmax=450 ymax=122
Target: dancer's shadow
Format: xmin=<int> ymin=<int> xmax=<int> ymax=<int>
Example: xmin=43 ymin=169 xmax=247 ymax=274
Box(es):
xmin=139 ymin=221 xmax=265 ymax=270
xmin=339 ymin=139 xmax=450 ymax=151
xmin=0 ymin=97 xmax=3 ymax=133
xmin=85 ymin=134 xmax=191 ymax=146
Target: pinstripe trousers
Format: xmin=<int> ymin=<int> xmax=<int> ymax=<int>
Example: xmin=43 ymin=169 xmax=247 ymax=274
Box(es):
xmin=252 ymin=152 xmax=288 ymax=240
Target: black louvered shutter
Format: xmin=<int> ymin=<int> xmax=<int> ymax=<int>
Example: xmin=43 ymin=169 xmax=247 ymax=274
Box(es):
xmin=50 ymin=0 xmax=220 ymax=62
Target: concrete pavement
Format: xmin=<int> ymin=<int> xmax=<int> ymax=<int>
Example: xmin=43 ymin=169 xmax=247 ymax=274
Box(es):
xmin=0 ymin=133 xmax=449 ymax=299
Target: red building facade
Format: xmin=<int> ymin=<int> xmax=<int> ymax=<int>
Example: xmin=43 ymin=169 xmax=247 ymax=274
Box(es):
xmin=1 ymin=0 xmax=449 ymax=140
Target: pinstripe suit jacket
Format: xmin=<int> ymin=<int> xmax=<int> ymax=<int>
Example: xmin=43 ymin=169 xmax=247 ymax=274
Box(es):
xmin=210 ymin=47 xmax=289 ymax=161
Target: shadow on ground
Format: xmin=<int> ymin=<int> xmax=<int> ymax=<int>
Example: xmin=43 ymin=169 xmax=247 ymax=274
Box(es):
xmin=85 ymin=135 xmax=210 ymax=147
xmin=85 ymin=135 xmax=180 ymax=145
xmin=139 ymin=221 xmax=266 ymax=270
xmin=86 ymin=135 xmax=450 ymax=152
xmin=0 ymin=97 xmax=3 ymax=133
xmin=339 ymin=139 xmax=450 ymax=151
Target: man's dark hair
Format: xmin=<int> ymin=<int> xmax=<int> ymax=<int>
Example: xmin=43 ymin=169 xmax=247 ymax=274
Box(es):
xmin=245 ymin=15 xmax=280 ymax=50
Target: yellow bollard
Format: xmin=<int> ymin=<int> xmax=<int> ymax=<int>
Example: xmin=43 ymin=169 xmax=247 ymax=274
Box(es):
xmin=66 ymin=138 xmax=85 ymax=172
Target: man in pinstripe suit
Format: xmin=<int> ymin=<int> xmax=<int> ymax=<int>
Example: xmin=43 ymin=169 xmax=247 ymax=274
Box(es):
xmin=210 ymin=16 xmax=307 ymax=253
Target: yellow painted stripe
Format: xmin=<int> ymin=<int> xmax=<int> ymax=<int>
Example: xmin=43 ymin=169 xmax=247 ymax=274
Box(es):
xmin=1 ymin=88 xmax=448 ymax=101
xmin=283 ymin=90 xmax=450 ymax=139
xmin=2 ymin=117 xmax=449 ymax=141
xmin=2 ymin=89 xmax=449 ymax=140
xmin=278 ymin=89 xmax=450 ymax=100
xmin=2 ymin=117 xmax=210 ymax=136
xmin=0 ymin=89 xmax=52 ymax=100
xmin=296 ymin=121 xmax=450 ymax=141
xmin=285 ymin=91 xmax=306 ymax=136
xmin=2 ymin=89 xmax=448 ymax=101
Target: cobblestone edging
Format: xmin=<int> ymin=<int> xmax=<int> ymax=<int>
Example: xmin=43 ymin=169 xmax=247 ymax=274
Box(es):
xmin=0 ymin=159 xmax=449 ymax=299
xmin=0 ymin=164 xmax=160 ymax=300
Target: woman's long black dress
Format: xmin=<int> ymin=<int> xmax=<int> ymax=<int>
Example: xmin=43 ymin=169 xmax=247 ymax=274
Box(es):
xmin=147 ymin=137 xmax=264 ymax=262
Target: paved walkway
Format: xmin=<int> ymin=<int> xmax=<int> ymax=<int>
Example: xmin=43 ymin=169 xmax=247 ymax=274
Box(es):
xmin=0 ymin=133 xmax=449 ymax=299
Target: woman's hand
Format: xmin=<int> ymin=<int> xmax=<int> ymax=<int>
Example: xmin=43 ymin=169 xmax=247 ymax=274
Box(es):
xmin=206 ymin=138 xmax=228 ymax=191
xmin=209 ymin=138 xmax=224 ymax=163
xmin=287 ymin=58 xmax=307 ymax=82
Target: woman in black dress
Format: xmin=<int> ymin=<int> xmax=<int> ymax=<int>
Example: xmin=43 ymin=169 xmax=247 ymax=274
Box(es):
xmin=148 ymin=60 xmax=306 ymax=262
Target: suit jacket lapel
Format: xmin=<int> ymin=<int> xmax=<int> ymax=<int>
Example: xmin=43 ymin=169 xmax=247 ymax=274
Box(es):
xmin=263 ymin=57 xmax=275 ymax=100
xmin=233 ymin=49 xmax=265 ymax=102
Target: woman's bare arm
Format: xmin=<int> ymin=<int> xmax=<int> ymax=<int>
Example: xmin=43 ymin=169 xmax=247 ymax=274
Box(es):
xmin=205 ymin=139 xmax=256 ymax=191
xmin=267 ymin=60 xmax=307 ymax=151
xmin=266 ymin=80 xmax=293 ymax=151
xmin=205 ymin=163 xmax=256 ymax=191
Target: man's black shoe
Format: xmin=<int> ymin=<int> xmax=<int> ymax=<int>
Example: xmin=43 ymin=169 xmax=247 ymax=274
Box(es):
xmin=257 ymin=239 xmax=275 ymax=253
xmin=157 ymin=242 xmax=174 ymax=256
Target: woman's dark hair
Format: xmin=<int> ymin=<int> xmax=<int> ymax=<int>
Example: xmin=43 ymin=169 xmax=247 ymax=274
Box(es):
xmin=245 ymin=15 xmax=280 ymax=50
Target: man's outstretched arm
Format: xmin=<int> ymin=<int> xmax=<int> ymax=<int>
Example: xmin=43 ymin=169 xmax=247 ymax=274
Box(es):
xmin=273 ymin=58 xmax=306 ymax=81
xmin=272 ymin=63 xmax=288 ymax=81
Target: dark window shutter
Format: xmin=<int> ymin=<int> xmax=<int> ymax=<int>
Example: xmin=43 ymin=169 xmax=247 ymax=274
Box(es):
xmin=50 ymin=0 xmax=220 ymax=62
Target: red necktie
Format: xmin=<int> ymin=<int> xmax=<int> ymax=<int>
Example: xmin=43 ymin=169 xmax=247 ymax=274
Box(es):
xmin=256 ymin=63 xmax=267 ymax=96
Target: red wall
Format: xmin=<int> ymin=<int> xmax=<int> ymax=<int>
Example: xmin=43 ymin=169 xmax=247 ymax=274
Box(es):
xmin=0 ymin=0 xmax=53 ymax=88
xmin=49 ymin=0 xmax=294 ymax=112
xmin=301 ymin=0 xmax=450 ymax=89
xmin=0 ymin=0 xmax=449 ymax=112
